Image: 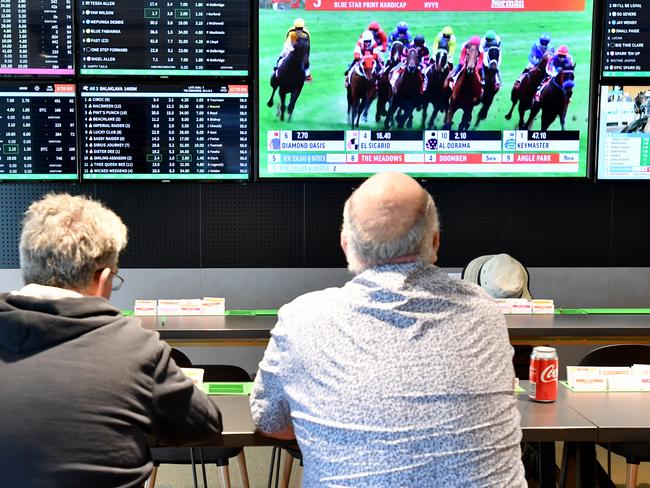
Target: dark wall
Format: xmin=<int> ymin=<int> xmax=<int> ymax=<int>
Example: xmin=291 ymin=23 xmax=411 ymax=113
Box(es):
xmin=1 ymin=180 xmax=649 ymax=269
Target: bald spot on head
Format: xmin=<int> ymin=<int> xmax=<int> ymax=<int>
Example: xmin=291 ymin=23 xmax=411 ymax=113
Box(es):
xmin=347 ymin=173 xmax=429 ymax=244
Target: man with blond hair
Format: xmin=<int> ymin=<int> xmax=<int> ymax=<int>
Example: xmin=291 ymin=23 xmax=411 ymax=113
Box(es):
xmin=251 ymin=173 xmax=526 ymax=487
xmin=0 ymin=193 xmax=222 ymax=487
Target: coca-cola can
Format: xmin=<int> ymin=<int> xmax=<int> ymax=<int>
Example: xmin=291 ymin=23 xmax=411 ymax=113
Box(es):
xmin=529 ymin=346 xmax=558 ymax=402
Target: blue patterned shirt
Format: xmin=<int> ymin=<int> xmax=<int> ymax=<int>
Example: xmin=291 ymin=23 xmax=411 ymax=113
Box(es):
xmin=251 ymin=262 xmax=526 ymax=487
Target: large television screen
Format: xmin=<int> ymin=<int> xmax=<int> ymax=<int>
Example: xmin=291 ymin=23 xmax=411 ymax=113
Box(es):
xmin=258 ymin=0 xmax=594 ymax=178
xmin=0 ymin=0 xmax=74 ymax=76
xmin=78 ymin=0 xmax=249 ymax=77
xmin=0 ymin=82 xmax=77 ymax=180
xmin=80 ymin=82 xmax=250 ymax=180
xmin=597 ymin=85 xmax=650 ymax=179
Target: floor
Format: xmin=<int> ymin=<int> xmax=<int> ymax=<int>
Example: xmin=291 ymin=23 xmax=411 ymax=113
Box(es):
xmin=150 ymin=445 xmax=650 ymax=488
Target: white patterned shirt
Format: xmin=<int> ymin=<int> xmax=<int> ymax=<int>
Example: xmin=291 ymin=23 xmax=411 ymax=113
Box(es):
xmin=251 ymin=262 xmax=526 ymax=487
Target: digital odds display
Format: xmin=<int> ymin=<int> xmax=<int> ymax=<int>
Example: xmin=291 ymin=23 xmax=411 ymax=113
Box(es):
xmin=80 ymin=83 xmax=250 ymax=180
xmin=0 ymin=82 xmax=77 ymax=180
xmin=597 ymin=85 xmax=650 ymax=179
xmin=78 ymin=0 xmax=249 ymax=77
xmin=602 ymin=0 xmax=650 ymax=77
xmin=0 ymin=0 xmax=75 ymax=76
xmin=258 ymin=0 xmax=594 ymax=178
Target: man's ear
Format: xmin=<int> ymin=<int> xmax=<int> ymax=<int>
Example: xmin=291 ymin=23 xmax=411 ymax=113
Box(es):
xmin=431 ymin=231 xmax=441 ymax=264
xmin=340 ymin=231 xmax=349 ymax=258
xmin=94 ymin=267 xmax=113 ymax=299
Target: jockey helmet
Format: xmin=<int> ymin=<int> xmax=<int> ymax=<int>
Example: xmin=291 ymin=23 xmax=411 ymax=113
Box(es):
xmin=397 ymin=22 xmax=408 ymax=34
xmin=557 ymin=45 xmax=569 ymax=56
xmin=484 ymin=30 xmax=497 ymax=41
xmin=539 ymin=33 xmax=551 ymax=46
xmin=469 ymin=35 xmax=481 ymax=46
xmin=362 ymin=30 xmax=374 ymax=43
xmin=368 ymin=21 xmax=380 ymax=32
xmin=414 ymin=34 xmax=425 ymax=47
xmin=294 ymin=18 xmax=305 ymax=29
xmin=442 ymin=26 xmax=454 ymax=36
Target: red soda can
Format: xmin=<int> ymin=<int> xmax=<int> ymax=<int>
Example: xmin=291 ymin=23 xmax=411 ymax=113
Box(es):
xmin=529 ymin=346 xmax=558 ymax=402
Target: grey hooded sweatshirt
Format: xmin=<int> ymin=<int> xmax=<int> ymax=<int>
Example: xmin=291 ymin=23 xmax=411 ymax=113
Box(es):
xmin=0 ymin=291 xmax=222 ymax=488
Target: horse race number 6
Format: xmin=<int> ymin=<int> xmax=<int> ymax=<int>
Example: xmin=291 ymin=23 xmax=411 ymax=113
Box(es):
xmin=528 ymin=346 xmax=558 ymax=402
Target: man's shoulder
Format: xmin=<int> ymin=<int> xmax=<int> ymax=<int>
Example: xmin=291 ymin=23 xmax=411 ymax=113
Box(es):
xmin=278 ymin=286 xmax=345 ymax=322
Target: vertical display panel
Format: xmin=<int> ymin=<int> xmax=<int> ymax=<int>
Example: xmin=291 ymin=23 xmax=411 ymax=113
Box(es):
xmin=597 ymin=85 xmax=650 ymax=179
xmin=80 ymin=83 xmax=250 ymax=180
xmin=258 ymin=0 xmax=594 ymax=178
xmin=78 ymin=0 xmax=249 ymax=77
xmin=0 ymin=0 xmax=74 ymax=76
xmin=602 ymin=0 xmax=650 ymax=77
xmin=0 ymin=82 xmax=77 ymax=180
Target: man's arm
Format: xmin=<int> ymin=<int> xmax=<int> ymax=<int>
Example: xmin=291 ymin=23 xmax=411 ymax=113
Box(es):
xmin=150 ymin=343 xmax=222 ymax=446
xmin=250 ymin=317 xmax=295 ymax=439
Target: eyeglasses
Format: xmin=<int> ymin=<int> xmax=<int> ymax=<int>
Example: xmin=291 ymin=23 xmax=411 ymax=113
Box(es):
xmin=110 ymin=271 xmax=125 ymax=291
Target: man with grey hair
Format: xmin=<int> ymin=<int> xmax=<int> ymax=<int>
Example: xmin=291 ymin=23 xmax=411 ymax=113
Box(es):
xmin=0 ymin=193 xmax=222 ymax=487
xmin=251 ymin=173 xmax=526 ymax=487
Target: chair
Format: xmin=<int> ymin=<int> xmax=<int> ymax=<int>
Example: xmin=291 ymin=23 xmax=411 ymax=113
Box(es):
xmin=268 ymin=444 xmax=303 ymax=488
xmin=579 ymin=344 xmax=650 ymax=488
xmin=149 ymin=355 xmax=251 ymax=488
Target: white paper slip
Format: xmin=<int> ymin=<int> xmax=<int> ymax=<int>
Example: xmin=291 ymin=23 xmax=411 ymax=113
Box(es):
xmin=571 ymin=375 xmax=608 ymax=391
xmin=510 ymin=302 xmax=533 ymax=314
xmin=157 ymin=299 xmax=183 ymax=316
xmin=566 ymin=366 xmax=600 ymax=388
xmin=598 ymin=367 xmax=631 ymax=376
xmin=495 ymin=299 xmax=512 ymax=314
xmin=632 ymin=364 xmax=650 ymax=376
xmin=134 ymin=300 xmax=157 ymax=316
xmin=180 ymin=299 xmax=203 ymax=316
xmin=202 ymin=297 xmax=226 ymax=316
xmin=608 ymin=375 xmax=642 ymax=391
xmin=180 ymin=368 xmax=205 ymax=389
xmin=532 ymin=299 xmax=555 ymax=314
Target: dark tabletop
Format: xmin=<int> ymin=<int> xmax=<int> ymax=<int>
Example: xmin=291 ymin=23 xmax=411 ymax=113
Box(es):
xmin=139 ymin=314 xmax=650 ymax=345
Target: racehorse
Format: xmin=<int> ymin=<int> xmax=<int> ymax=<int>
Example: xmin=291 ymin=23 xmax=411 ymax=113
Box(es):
xmin=443 ymin=43 xmax=482 ymax=130
xmin=266 ymin=37 xmax=310 ymax=122
xmin=473 ymin=45 xmax=500 ymax=129
xmin=375 ymin=40 xmax=404 ymax=122
xmin=347 ymin=53 xmax=377 ymax=128
xmin=524 ymin=66 xmax=575 ymax=130
xmin=384 ymin=48 xmax=423 ymax=129
xmin=505 ymin=51 xmax=551 ymax=129
xmin=421 ymin=46 xmax=450 ymax=129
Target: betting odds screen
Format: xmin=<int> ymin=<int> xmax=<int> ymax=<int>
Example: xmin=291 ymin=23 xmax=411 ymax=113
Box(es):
xmin=80 ymin=83 xmax=250 ymax=180
xmin=602 ymin=0 xmax=650 ymax=77
xmin=78 ymin=0 xmax=249 ymax=77
xmin=258 ymin=0 xmax=594 ymax=178
xmin=597 ymin=85 xmax=650 ymax=179
xmin=0 ymin=82 xmax=77 ymax=180
xmin=0 ymin=0 xmax=74 ymax=76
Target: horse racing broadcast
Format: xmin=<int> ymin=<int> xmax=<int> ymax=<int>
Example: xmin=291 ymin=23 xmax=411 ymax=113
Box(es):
xmin=597 ymin=85 xmax=650 ymax=180
xmin=258 ymin=0 xmax=595 ymax=178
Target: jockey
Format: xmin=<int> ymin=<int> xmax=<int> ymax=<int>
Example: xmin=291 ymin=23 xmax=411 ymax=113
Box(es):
xmin=449 ymin=35 xmax=484 ymax=86
xmin=409 ymin=34 xmax=430 ymax=69
xmin=277 ymin=18 xmax=312 ymax=80
xmin=432 ymin=26 xmax=457 ymax=66
xmin=345 ymin=30 xmax=379 ymax=75
xmin=388 ymin=21 xmax=413 ymax=48
xmin=526 ymin=33 xmax=554 ymax=70
xmin=535 ymin=45 xmax=574 ymax=101
xmin=546 ymin=45 xmax=574 ymax=77
xmin=481 ymin=30 xmax=502 ymax=88
xmin=367 ymin=21 xmax=388 ymax=52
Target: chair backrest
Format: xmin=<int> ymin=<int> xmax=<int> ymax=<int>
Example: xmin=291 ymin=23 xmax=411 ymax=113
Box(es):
xmin=170 ymin=348 xmax=192 ymax=368
xmin=578 ymin=345 xmax=650 ymax=367
xmin=194 ymin=364 xmax=252 ymax=382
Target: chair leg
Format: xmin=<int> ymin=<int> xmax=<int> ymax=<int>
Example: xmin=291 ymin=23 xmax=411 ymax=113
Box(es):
xmin=219 ymin=465 xmax=231 ymax=488
xmin=281 ymin=453 xmax=293 ymax=488
xmin=147 ymin=466 xmax=158 ymax=488
xmin=626 ymin=463 xmax=639 ymax=488
xmin=236 ymin=451 xmax=250 ymax=488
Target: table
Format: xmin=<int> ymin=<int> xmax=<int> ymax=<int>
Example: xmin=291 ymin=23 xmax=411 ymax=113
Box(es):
xmin=139 ymin=314 xmax=650 ymax=347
